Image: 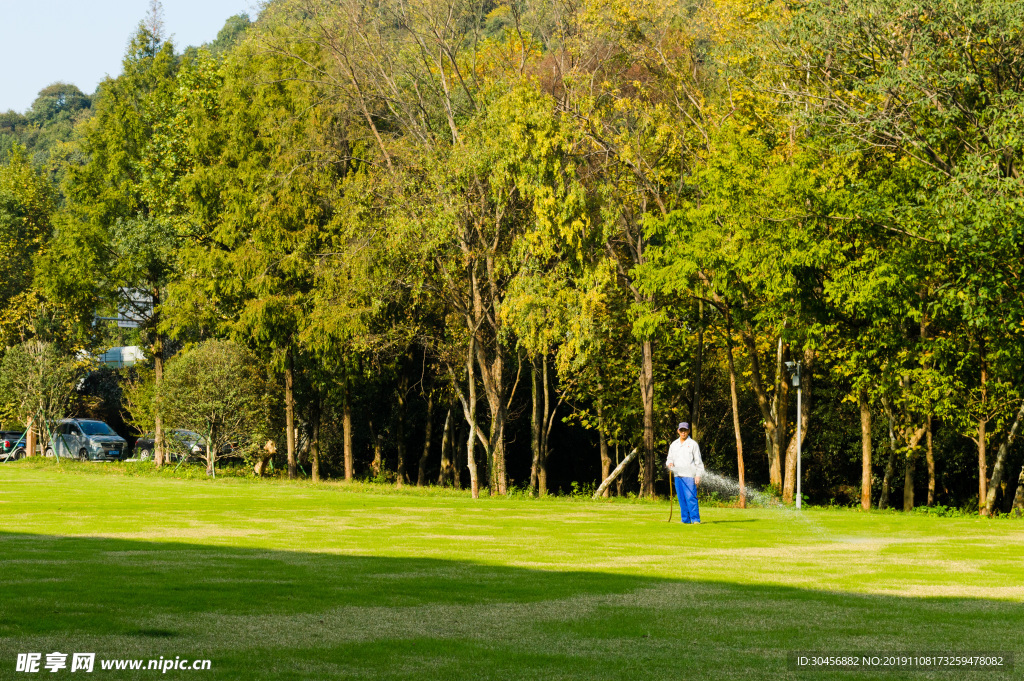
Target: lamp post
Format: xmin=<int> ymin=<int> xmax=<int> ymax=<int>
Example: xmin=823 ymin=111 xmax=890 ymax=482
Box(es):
xmin=784 ymin=360 xmax=802 ymax=509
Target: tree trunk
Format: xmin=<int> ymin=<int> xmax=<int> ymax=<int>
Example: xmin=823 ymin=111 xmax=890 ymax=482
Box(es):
xmin=466 ymin=249 xmax=508 ymax=496
xmin=452 ymin=420 xmax=464 ymax=490
xmin=465 ymin=338 xmax=481 ymax=499
xmin=919 ymin=310 xmax=934 ymax=507
xmin=614 ymin=444 xmax=624 ymax=497
xmin=1012 ymin=462 xmax=1024 ymax=517
xmin=26 ymin=417 xmax=36 ymax=457
xmin=296 ymin=425 xmax=309 ymax=465
xmin=438 ymin=408 xmax=453 ymax=486
xmin=451 ymin=332 xmax=493 ymax=500
xmin=904 ymin=425 xmax=927 ymax=510
xmin=978 ymin=419 xmax=988 ymax=513
xmin=880 ymin=398 xmax=898 ymax=510
xmin=598 ymin=393 xmax=611 ymax=498
xmin=152 ymin=288 xmax=165 ymax=467
xmin=859 ymin=385 xmax=872 ymax=510
xmin=417 ymin=390 xmax=433 ymax=486
xmin=310 ymin=393 xmax=321 ymax=483
xmin=466 ymin=394 xmax=480 ymax=499
xmin=880 ymin=397 xmax=927 ymax=512
xmin=285 ymin=349 xmax=297 ymax=479
xmin=725 ymin=314 xmax=745 ymax=508
xmin=395 ymin=374 xmax=410 ymax=487
xmin=742 ymin=329 xmax=783 ymax=491
xmin=342 ymin=377 xmax=354 ymax=481
xmin=783 ymin=347 xmax=813 ymax=504
xmin=984 ymin=399 xmax=1024 ymax=516
xmin=530 ymin=357 xmax=541 ymax=494
xmin=773 ymin=342 xmax=790 ymax=491
xmin=206 ymin=424 xmax=217 ymax=477
xmin=640 ymin=339 xmax=655 ymax=498
xmin=903 ymin=449 xmax=916 ymax=511
xmin=475 ymin=342 xmax=506 ymax=496
xmin=254 ymin=440 xmax=275 ymax=476
xmin=373 ymin=434 xmax=383 ymax=477
xmin=593 ymin=448 xmax=638 ymax=499
xmin=539 ymin=354 xmax=551 ymax=496
xmin=689 ymin=299 xmax=704 ymax=439
xmin=925 ymin=415 xmax=936 ymax=506
xmin=978 ymin=342 xmax=988 ymax=513
xmin=369 ymin=420 xmax=383 ymax=478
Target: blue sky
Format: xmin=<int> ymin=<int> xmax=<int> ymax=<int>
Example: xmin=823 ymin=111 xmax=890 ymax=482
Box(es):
xmin=1 ymin=0 xmax=257 ymax=113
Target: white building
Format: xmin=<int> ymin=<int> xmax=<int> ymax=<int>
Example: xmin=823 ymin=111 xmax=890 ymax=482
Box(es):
xmin=95 ymin=346 xmax=146 ymax=368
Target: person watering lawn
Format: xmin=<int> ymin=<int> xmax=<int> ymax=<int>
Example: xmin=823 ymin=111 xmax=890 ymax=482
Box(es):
xmin=666 ymin=422 xmax=704 ymax=524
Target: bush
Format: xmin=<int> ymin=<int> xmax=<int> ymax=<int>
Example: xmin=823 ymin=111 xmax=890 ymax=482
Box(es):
xmin=160 ymin=340 xmax=270 ymax=476
xmin=912 ymin=504 xmax=977 ymax=518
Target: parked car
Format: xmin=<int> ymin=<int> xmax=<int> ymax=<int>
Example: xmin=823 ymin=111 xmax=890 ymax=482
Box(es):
xmin=134 ymin=429 xmax=208 ymax=461
xmin=45 ymin=419 xmax=127 ymax=461
xmin=1 ymin=431 xmax=27 ymax=461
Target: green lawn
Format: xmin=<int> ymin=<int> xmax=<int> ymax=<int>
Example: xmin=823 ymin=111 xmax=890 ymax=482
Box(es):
xmin=0 ymin=461 xmax=1021 ymax=680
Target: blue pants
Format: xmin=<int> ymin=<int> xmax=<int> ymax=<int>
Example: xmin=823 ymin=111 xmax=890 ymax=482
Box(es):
xmin=674 ymin=476 xmax=700 ymax=523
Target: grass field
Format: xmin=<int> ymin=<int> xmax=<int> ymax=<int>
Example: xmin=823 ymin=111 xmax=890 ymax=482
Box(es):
xmin=0 ymin=460 xmax=1022 ymax=680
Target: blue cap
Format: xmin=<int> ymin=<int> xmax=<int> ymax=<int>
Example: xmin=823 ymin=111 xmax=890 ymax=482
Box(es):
xmin=677 ymin=422 xmax=690 ymax=431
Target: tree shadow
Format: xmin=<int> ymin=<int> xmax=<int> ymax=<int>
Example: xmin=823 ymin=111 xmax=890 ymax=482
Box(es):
xmin=0 ymin=532 xmax=1018 ymax=680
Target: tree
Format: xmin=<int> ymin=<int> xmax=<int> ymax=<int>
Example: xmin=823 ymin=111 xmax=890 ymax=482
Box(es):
xmin=160 ymin=339 xmax=266 ymax=476
xmin=549 ymin=0 xmax=719 ymax=497
xmin=0 ymin=147 xmax=54 ymax=346
xmin=161 ymin=13 xmax=379 ymax=482
xmin=0 ymin=341 xmax=82 ymax=456
xmin=43 ymin=22 xmax=186 ymax=466
xmin=121 ymin=367 xmax=157 ymax=438
xmin=206 ymin=14 xmax=252 ymax=56
xmin=0 ymin=83 xmax=91 ymax=169
xmin=642 ymin=121 xmax=838 ymax=503
xmin=779 ymin=0 xmax=1024 ymax=512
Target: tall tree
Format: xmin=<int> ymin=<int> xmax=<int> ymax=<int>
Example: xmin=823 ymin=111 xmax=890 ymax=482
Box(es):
xmin=44 ymin=23 xmax=184 ymax=465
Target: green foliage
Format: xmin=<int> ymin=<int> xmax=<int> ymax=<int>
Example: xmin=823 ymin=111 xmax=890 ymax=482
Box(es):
xmin=8 ymin=0 xmax=1024 ymax=508
xmin=0 ymin=83 xmax=91 ymax=170
xmin=0 ymin=147 xmax=54 ymax=345
xmin=160 ymin=339 xmax=269 ymax=474
xmin=0 ymin=340 xmax=83 ymax=448
xmin=25 ymin=83 xmax=91 ymax=127
xmin=205 ymin=13 xmax=252 ymax=56
xmin=39 ymin=24 xmax=186 ymax=346
xmin=912 ymin=504 xmax=979 ymax=519
xmin=121 ymin=366 xmax=157 ymax=436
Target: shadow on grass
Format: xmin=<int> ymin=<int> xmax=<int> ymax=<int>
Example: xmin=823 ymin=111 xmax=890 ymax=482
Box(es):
xmin=0 ymin=532 xmax=1018 ymax=680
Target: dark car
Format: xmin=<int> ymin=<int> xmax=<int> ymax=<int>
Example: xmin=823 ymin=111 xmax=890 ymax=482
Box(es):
xmin=1 ymin=431 xmax=27 ymax=461
xmin=45 ymin=419 xmax=127 ymax=461
xmin=134 ymin=429 xmax=208 ymax=461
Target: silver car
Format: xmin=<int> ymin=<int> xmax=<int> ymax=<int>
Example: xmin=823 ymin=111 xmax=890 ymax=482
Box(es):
xmin=46 ymin=419 xmax=127 ymax=461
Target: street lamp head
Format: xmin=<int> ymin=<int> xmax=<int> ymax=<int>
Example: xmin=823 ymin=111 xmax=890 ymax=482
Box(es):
xmin=784 ymin=360 xmax=801 ymax=387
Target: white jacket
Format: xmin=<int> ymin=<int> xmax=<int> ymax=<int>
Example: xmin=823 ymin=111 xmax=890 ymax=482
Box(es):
xmin=666 ymin=437 xmax=704 ymax=478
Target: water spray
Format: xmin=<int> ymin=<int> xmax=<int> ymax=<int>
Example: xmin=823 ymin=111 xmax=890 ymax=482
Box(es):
xmin=698 ymin=471 xmax=783 ymax=508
